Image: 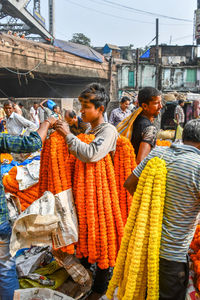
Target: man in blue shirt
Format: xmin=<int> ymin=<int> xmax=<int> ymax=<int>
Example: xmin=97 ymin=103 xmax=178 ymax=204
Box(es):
xmin=109 ymin=97 xmax=131 ymax=127
xmin=0 ymin=116 xmax=56 ymax=300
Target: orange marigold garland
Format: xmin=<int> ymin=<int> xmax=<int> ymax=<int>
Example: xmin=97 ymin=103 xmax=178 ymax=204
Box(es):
xmin=75 ymin=160 xmax=88 ymax=258
xmin=101 ymin=158 xmax=117 ymax=267
xmin=3 ymin=166 xmax=39 ymax=211
xmin=156 ymin=139 xmax=171 ymax=147
xmin=104 ymin=154 xmax=124 ymax=249
xmin=190 ymin=225 xmax=200 ymax=291
xmin=4 ymin=131 xmax=135 ymax=267
xmin=1 ymin=153 xmax=13 ymax=164
xmin=95 ymin=159 xmax=109 ymax=269
xmin=113 ymin=136 xmax=137 ymax=225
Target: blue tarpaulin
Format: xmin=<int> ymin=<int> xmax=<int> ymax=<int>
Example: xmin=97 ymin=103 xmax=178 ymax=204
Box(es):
xmin=53 ymin=39 xmax=104 ymax=63
xmin=140 ymin=49 xmax=150 ymax=58
xmin=1 ymin=156 xmax=40 ymax=176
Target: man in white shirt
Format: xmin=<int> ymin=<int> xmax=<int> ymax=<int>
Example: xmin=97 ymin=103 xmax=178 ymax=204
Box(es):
xmin=4 ymin=101 xmax=37 ymax=136
xmin=30 ymin=102 xmax=40 ymax=128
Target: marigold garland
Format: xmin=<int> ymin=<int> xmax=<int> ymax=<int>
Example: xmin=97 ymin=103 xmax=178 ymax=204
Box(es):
xmin=72 ymin=134 xmax=124 ymax=268
xmin=3 ymin=131 xmax=136 ymax=269
xmin=190 ymin=225 xmax=200 ymax=291
xmin=114 ymin=136 xmax=137 ymax=225
xmin=156 ymin=139 xmax=171 ymax=147
xmin=3 ymin=166 xmax=39 ymax=211
xmin=106 ymin=157 xmax=167 ymax=300
xmin=38 ymin=132 xmax=135 ymax=267
xmin=1 ymin=153 xmax=13 ymax=164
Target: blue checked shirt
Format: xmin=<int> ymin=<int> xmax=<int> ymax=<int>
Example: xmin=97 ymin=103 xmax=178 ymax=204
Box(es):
xmin=0 ymin=132 xmax=42 ymax=224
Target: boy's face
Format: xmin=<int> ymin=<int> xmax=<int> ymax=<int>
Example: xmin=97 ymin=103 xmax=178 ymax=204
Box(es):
xmin=142 ymin=96 xmax=162 ymax=117
xmin=79 ymin=98 xmax=103 ymax=123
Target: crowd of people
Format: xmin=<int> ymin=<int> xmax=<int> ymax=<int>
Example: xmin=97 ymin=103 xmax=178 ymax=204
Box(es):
xmin=0 ymin=84 xmax=200 ymax=300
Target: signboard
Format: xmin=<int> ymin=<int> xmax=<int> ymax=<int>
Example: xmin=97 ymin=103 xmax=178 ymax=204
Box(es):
xmin=195 ymin=9 xmax=200 ymax=41
xmin=33 ymin=10 xmax=45 ymax=27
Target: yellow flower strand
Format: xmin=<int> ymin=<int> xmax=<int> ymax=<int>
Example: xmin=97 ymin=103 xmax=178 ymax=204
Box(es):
xmin=106 ymin=157 xmax=167 ymax=300
xmin=122 ymin=161 xmax=156 ymax=300
xmin=105 ymin=163 xmax=150 ymax=299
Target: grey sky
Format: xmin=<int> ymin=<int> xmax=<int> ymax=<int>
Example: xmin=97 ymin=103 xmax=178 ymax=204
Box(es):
xmin=41 ymin=0 xmax=196 ymax=48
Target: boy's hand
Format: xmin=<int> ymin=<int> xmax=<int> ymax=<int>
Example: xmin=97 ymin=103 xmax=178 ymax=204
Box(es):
xmin=55 ymin=120 xmax=70 ymax=137
xmin=46 ymin=116 xmax=57 ymax=128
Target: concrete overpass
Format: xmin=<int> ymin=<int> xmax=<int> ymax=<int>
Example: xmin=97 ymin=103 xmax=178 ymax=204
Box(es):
xmin=0 ymin=33 xmax=113 ymax=99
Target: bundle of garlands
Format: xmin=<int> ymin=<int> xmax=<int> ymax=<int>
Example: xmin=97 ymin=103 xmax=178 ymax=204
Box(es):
xmin=38 ymin=131 xmax=137 ymax=268
xmin=106 ymin=157 xmax=167 ymax=300
xmin=3 ymin=166 xmax=39 ymax=211
xmin=156 ymin=139 xmax=172 ymax=147
xmin=190 ymin=225 xmax=200 ymax=291
xmin=1 ymin=153 xmax=13 ymax=163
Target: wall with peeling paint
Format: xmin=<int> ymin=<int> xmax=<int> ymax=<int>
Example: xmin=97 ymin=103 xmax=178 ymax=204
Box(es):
xmin=117 ymin=63 xmax=200 ymax=93
xmin=162 ymin=67 xmax=198 ymax=91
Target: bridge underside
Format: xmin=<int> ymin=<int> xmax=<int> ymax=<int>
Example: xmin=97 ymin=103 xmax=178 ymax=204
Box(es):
xmin=0 ymin=69 xmax=109 ymax=98
xmin=0 ymin=34 xmax=110 ymax=98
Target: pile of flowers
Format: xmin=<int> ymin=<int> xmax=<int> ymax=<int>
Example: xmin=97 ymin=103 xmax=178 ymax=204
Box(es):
xmin=3 ymin=131 xmax=137 ymax=269
xmin=190 ymin=225 xmax=200 ymax=291
xmin=3 ymin=166 xmax=39 ymax=211
xmin=38 ymin=132 xmax=137 ymax=268
xmin=1 ymin=153 xmax=13 ymax=163
xmin=106 ymin=157 xmax=167 ymax=300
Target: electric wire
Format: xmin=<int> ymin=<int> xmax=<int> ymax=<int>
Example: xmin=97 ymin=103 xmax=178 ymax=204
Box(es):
xmin=64 ymin=0 xmax=155 ymax=25
xmin=98 ymin=0 xmax=192 ymax=22
xmin=0 ymin=61 xmax=42 ymax=76
xmin=63 ymin=0 xmax=192 ymax=23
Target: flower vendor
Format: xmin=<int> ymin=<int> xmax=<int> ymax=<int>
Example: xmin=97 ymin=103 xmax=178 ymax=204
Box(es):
xmin=0 ymin=116 xmax=57 ymax=300
xmin=117 ymin=87 xmax=162 ymax=165
xmin=124 ymin=119 xmax=200 ymax=300
xmin=55 ymin=83 xmax=121 ymax=300
xmin=131 ymin=87 xmax=162 ymax=164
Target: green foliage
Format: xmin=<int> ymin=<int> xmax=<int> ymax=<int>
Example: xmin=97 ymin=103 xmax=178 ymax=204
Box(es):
xmin=69 ymin=33 xmax=91 ymax=47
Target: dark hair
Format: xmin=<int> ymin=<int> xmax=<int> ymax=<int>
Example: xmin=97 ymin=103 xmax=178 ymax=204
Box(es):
xmin=53 ymin=105 xmax=58 ymax=111
xmin=120 ymin=96 xmax=130 ymax=104
xmin=138 ymin=87 xmax=161 ymax=107
xmin=8 ymin=97 xmax=15 ymax=103
xmin=18 ymin=102 xmax=23 ymax=107
xmin=178 ymin=100 xmax=184 ymax=105
xmin=4 ymin=100 xmax=14 ymax=107
xmin=65 ymin=110 xmax=76 ymax=118
xmin=182 ymin=119 xmax=200 ymax=143
xmin=79 ymin=83 xmax=109 ymax=110
xmin=33 ymin=101 xmax=38 ymax=105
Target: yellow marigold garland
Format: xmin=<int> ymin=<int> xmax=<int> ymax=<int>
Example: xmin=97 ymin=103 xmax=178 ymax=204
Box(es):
xmin=106 ymin=157 xmax=167 ymax=300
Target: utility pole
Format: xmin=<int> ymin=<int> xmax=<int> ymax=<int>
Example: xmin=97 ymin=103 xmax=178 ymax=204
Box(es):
xmin=135 ymin=48 xmax=139 ymax=91
xmin=49 ymin=0 xmax=55 ymax=37
xmin=155 ymin=18 xmax=159 ymax=89
xmin=197 ymin=0 xmax=200 ymax=44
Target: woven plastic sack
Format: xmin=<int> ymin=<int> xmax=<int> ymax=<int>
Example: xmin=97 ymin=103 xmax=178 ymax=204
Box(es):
xmin=19 ymin=261 xmax=69 ymax=289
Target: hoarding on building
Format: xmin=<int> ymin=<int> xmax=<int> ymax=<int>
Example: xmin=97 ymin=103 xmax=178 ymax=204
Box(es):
xmin=195 ymin=9 xmax=200 ymax=41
